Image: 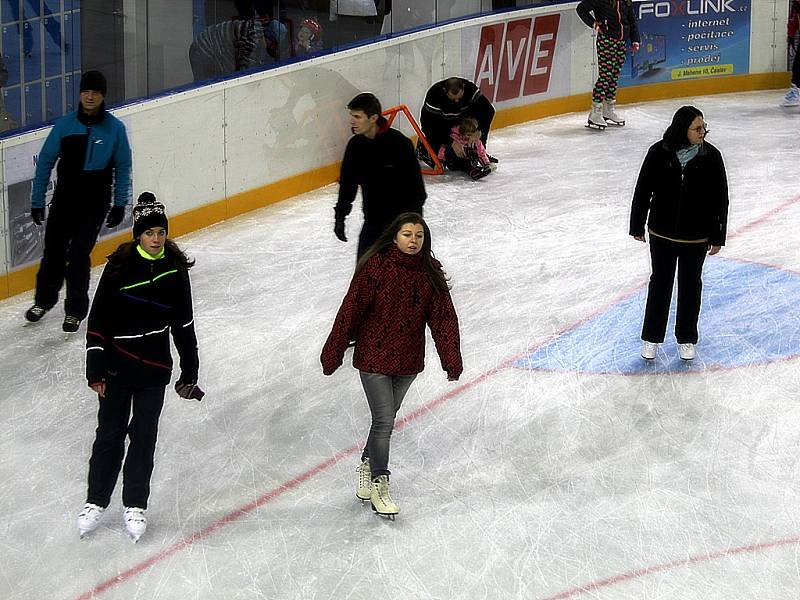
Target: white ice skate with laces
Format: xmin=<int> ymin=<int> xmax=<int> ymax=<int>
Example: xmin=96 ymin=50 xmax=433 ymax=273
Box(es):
xmin=123 ymin=506 xmax=147 ymax=542
xmin=356 ymin=458 xmax=372 ymax=501
xmin=370 ymin=475 xmax=399 ymax=520
xmin=77 ymin=503 xmax=105 ymax=538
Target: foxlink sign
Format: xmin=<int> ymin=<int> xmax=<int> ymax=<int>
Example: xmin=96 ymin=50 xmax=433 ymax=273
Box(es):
xmin=473 ymin=14 xmax=561 ymax=103
xmin=637 ymin=0 xmax=737 ymax=18
xmin=621 ymin=0 xmax=750 ymax=85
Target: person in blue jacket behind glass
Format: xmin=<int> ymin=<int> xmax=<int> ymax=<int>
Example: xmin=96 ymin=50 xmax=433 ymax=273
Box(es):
xmin=25 ymin=70 xmax=132 ymax=334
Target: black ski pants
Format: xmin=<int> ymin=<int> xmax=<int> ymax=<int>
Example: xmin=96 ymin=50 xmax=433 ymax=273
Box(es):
xmin=359 ymin=371 xmax=416 ymax=479
xmin=641 ymin=235 xmax=708 ymax=344
xmin=34 ymin=199 xmax=108 ymax=319
xmin=86 ymin=379 xmax=166 ymax=510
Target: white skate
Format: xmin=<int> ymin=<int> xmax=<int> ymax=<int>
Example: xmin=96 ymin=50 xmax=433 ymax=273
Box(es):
xmin=781 ymin=84 xmax=800 ymax=107
xmin=77 ymin=503 xmax=105 ymax=538
xmin=586 ymin=101 xmax=606 ymax=130
xmin=370 ymin=475 xmax=399 ymax=520
xmin=602 ymin=99 xmax=625 ymax=126
xmin=356 ymin=458 xmax=371 ymax=501
xmin=123 ymin=506 xmax=147 ymax=542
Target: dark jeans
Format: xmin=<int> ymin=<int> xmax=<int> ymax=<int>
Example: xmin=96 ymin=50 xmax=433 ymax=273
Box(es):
xmin=793 ymin=44 xmax=800 ymax=87
xmin=641 ymin=235 xmax=708 ymax=344
xmin=86 ymin=380 xmax=166 ymax=510
xmin=34 ymin=200 xmax=108 ymax=319
xmin=359 ymin=371 xmax=416 ymax=478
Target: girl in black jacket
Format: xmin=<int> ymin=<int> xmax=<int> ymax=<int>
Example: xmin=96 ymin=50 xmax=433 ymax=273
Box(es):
xmin=630 ymin=106 xmax=729 ymax=361
xmin=577 ymin=0 xmax=640 ymax=128
xmin=77 ymin=192 xmax=202 ymax=541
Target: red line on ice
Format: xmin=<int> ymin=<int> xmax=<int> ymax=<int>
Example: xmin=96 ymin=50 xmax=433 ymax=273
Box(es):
xmin=539 ymin=535 xmax=800 ymax=600
xmin=71 ymin=194 xmax=800 ymax=600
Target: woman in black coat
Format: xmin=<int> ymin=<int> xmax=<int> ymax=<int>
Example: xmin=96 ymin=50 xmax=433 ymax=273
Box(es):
xmin=629 ymin=106 xmax=729 ymax=361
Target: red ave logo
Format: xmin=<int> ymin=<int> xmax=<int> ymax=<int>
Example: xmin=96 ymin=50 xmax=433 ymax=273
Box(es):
xmin=474 ymin=14 xmax=560 ymax=103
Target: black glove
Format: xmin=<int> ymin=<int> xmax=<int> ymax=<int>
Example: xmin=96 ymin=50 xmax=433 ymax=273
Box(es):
xmin=31 ymin=207 xmax=45 ymax=225
xmin=175 ymin=379 xmax=205 ymax=401
xmin=334 ymin=218 xmax=347 ymax=242
xmin=105 ymin=205 xmax=125 ymax=228
xmin=175 ymin=379 xmax=206 ymax=402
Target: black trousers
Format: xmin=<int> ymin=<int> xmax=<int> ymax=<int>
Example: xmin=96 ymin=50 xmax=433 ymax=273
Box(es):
xmin=641 ymin=235 xmax=708 ymax=344
xmin=793 ymin=44 xmax=800 ymax=87
xmin=86 ymin=379 xmax=166 ymax=510
xmin=34 ymin=200 xmax=108 ymax=319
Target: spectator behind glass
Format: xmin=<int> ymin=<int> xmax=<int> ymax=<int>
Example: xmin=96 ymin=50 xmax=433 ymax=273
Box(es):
xmin=189 ymin=2 xmax=289 ymax=82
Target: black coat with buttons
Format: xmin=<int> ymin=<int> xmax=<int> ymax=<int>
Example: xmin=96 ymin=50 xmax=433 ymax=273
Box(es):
xmin=630 ymin=140 xmax=729 ymax=246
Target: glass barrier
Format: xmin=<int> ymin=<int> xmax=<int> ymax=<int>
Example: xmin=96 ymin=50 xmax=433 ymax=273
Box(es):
xmin=0 ymin=0 xmax=556 ymax=136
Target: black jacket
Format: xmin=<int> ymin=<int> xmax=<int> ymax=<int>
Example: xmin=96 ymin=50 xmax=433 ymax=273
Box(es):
xmin=630 ymin=140 xmax=729 ymax=246
xmin=420 ymin=78 xmax=495 ymax=150
xmin=86 ymin=244 xmax=199 ymax=387
xmin=335 ymin=119 xmax=426 ymax=231
xmin=576 ymin=0 xmax=640 ymax=43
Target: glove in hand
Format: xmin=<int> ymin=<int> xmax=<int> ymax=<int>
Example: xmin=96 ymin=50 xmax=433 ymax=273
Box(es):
xmin=31 ymin=207 xmax=45 ymax=225
xmin=334 ymin=219 xmax=347 ymax=242
xmin=106 ymin=205 xmax=125 ymax=228
xmin=175 ymin=380 xmax=205 ymax=401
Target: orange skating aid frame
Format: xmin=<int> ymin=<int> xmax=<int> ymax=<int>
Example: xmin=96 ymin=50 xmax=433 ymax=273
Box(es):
xmin=382 ymin=104 xmax=444 ymax=175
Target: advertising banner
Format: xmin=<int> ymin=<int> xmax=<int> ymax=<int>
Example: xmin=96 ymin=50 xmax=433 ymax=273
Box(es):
xmin=620 ymin=0 xmax=751 ymax=87
xmin=467 ymin=9 xmax=570 ymax=107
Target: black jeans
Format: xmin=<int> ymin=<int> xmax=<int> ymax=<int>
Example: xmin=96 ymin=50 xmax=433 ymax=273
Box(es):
xmin=34 ymin=200 xmax=108 ymax=319
xmin=641 ymin=235 xmax=708 ymax=344
xmin=359 ymin=371 xmax=416 ymax=478
xmin=86 ymin=379 xmax=166 ymax=510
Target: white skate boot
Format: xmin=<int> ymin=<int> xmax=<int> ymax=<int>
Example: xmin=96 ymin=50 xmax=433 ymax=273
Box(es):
xmin=370 ymin=475 xmax=399 ymax=520
xmin=781 ymin=84 xmax=800 ymax=107
xmin=123 ymin=506 xmax=147 ymax=542
xmin=77 ymin=503 xmax=105 ymax=538
xmin=586 ymin=101 xmax=606 ymax=130
xmin=356 ymin=458 xmax=371 ymax=501
xmin=602 ymin=99 xmax=625 ymax=126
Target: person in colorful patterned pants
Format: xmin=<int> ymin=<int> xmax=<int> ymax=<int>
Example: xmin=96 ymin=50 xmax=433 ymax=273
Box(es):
xmin=577 ymin=0 xmax=640 ymax=129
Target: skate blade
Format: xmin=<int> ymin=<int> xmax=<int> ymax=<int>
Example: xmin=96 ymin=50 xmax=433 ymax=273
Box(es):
xmin=370 ymin=504 xmax=398 ymax=520
xmin=127 ymin=532 xmax=142 ymax=543
xmin=605 ymin=120 xmax=625 ymax=126
xmin=585 ymin=123 xmax=606 ymax=130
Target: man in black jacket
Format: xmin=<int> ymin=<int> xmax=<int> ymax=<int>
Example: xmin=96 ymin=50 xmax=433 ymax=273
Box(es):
xmin=418 ymin=77 xmax=497 ymax=167
xmin=334 ymin=93 xmax=426 ymax=259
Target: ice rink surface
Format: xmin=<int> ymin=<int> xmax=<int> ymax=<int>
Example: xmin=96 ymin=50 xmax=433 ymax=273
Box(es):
xmin=2 ymin=90 xmax=800 ymax=600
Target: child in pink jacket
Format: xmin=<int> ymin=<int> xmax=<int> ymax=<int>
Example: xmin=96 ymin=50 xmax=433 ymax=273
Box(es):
xmin=437 ymin=117 xmax=493 ymax=180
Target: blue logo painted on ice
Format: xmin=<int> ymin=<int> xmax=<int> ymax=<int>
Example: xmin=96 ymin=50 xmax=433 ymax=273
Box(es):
xmin=515 ymin=258 xmax=800 ymax=374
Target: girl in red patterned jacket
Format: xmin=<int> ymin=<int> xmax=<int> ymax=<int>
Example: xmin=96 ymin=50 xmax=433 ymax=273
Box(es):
xmin=321 ymin=212 xmax=462 ymax=519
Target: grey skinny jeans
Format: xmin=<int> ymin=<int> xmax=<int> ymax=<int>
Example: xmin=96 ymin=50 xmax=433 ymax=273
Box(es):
xmin=359 ymin=371 xmax=417 ymax=478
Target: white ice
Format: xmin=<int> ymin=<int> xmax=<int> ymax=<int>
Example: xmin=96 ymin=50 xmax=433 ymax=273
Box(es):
xmin=2 ymin=90 xmax=800 ymax=600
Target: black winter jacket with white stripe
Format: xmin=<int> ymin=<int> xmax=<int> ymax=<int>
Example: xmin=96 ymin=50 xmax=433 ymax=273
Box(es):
xmin=86 ymin=243 xmax=199 ymax=388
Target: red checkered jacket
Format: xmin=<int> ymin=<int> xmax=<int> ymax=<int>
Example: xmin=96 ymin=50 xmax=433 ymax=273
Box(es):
xmin=321 ymin=245 xmax=463 ymax=379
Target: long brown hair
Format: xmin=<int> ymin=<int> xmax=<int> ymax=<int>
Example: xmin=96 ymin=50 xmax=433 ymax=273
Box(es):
xmin=355 ymin=213 xmax=450 ymax=292
xmin=106 ymin=238 xmax=195 ymax=275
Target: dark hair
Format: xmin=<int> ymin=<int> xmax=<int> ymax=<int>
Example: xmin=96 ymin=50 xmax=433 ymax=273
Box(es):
xmin=444 ymin=78 xmax=465 ymax=94
xmin=662 ymin=105 xmax=704 ymax=150
xmin=347 ymin=92 xmax=382 ymax=118
xmin=107 ymin=239 xmax=195 ymax=276
xmin=355 ymin=212 xmax=450 ymax=292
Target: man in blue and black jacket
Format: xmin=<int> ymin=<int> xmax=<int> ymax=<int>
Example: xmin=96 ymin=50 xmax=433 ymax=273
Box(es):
xmin=25 ymin=70 xmax=132 ymax=334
